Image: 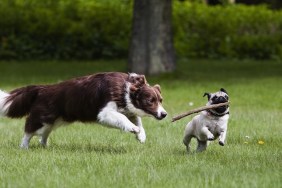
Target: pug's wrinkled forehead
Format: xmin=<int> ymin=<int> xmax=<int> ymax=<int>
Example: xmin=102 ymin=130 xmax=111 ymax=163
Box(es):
xmin=203 ymin=88 xmax=229 ymax=101
xmin=214 ymin=89 xmax=228 ymax=97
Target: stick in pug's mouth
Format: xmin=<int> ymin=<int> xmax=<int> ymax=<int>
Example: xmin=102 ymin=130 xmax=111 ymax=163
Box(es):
xmin=171 ymin=102 xmax=230 ymax=122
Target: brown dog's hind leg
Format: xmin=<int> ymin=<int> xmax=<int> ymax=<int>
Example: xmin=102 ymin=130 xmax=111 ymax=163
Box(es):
xmin=21 ymin=114 xmax=46 ymax=149
xmin=20 ymin=132 xmax=34 ymax=149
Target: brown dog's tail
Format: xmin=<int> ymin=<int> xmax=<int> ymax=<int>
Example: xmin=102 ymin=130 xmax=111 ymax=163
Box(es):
xmin=0 ymin=86 xmax=41 ymax=118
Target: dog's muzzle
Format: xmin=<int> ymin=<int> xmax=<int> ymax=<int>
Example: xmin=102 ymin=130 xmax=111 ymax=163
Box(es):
xmin=155 ymin=105 xmax=167 ymax=120
xmin=156 ymin=111 xmax=167 ymax=120
xmin=211 ymin=96 xmax=229 ymax=114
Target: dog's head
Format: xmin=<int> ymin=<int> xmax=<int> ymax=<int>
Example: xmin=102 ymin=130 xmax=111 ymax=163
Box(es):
xmin=203 ymin=88 xmax=229 ymax=115
xmin=126 ymin=73 xmax=167 ymax=120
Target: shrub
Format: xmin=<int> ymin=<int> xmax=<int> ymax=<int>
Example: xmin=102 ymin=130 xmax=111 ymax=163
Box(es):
xmin=173 ymin=2 xmax=282 ymax=59
xmin=0 ymin=0 xmax=132 ymax=60
xmin=0 ymin=0 xmax=282 ymax=60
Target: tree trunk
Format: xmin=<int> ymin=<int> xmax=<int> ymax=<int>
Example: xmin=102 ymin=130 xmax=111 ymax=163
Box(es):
xmin=128 ymin=0 xmax=175 ymax=75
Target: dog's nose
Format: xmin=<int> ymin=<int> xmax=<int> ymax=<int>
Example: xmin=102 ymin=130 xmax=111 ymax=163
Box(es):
xmin=161 ymin=111 xmax=167 ymax=118
xmin=218 ymin=96 xmax=227 ymax=103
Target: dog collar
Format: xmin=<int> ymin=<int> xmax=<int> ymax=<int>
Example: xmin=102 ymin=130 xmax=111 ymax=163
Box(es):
xmin=206 ymin=110 xmax=229 ymax=117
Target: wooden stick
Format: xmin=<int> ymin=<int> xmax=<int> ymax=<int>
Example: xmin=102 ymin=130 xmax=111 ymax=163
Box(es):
xmin=171 ymin=102 xmax=230 ymax=122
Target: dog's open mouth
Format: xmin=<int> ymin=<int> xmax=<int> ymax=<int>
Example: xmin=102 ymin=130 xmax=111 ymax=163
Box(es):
xmin=214 ymin=106 xmax=228 ymax=114
xmin=211 ymin=99 xmax=229 ymax=114
xmin=212 ymin=96 xmax=229 ymax=114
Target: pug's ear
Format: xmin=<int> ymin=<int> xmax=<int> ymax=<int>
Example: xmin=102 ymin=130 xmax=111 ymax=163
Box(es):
xmin=220 ymin=88 xmax=228 ymax=94
xmin=153 ymin=84 xmax=161 ymax=93
xmin=203 ymin=92 xmax=211 ymax=100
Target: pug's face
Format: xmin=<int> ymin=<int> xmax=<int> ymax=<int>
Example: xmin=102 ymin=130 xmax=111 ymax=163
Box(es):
xmin=203 ymin=88 xmax=229 ymax=114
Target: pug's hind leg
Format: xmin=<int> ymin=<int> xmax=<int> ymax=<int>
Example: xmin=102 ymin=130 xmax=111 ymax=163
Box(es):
xmin=196 ymin=140 xmax=207 ymax=152
xmin=183 ymin=134 xmax=193 ymax=153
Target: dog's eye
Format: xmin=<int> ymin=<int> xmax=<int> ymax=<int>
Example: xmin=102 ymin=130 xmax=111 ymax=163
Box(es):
xmin=160 ymin=98 xmax=163 ymax=103
xmin=147 ymin=97 xmax=155 ymax=104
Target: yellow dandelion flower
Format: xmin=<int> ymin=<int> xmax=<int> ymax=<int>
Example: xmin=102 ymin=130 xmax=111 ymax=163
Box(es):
xmin=258 ymin=140 xmax=265 ymax=145
xmin=244 ymin=142 xmax=248 ymax=144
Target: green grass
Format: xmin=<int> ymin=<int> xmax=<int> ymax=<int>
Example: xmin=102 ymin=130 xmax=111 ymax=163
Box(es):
xmin=0 ymin=59 xmax=281 ymax=188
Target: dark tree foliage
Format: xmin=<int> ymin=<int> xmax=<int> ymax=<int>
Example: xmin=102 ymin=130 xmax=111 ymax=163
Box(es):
xmin=236 ymin=0 xmax=282 ymax=9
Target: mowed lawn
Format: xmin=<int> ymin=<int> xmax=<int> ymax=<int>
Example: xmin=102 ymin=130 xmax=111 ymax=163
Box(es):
xmin=0 ymin=59 xmax=281 ymax=188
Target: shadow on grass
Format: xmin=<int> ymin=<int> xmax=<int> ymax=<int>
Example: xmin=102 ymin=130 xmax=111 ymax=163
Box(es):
xmin=172 ymin=148 xmax=206 ymax=156
xmin=49 ymin=143 xmax=128 ymax=154
xmin=4 ymin=141 xmax=128 ymax=154
xmin=172 ymin=145 xmax=227 ymax=157
xmin=173 ymin=148 xmax=189 ymax=156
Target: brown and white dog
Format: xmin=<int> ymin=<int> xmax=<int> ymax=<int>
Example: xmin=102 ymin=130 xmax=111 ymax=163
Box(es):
xmin=0 ymin=72 xmax=167 ymax=149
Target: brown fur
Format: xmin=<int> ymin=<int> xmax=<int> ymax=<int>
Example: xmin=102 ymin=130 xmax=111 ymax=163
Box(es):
xmin=4 ymin=72 xmax=165 ymax=133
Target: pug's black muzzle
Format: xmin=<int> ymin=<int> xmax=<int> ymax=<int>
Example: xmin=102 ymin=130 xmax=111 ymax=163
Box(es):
xmin=211 ymin=96 xmax=229 ymax=114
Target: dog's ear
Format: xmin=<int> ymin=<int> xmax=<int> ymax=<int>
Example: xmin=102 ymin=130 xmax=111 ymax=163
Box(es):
xmin=220 ymin=88 xmax=228 ymax=94
xmin=153 ymin=84 xmax=161 ymax=93
xmin=129 ymin=85 xmax=141 ymax=99
xmin=128 ymin=73 xmax=147 ymax=88
xmin=203 ymin=92 xmax=211 ymax=100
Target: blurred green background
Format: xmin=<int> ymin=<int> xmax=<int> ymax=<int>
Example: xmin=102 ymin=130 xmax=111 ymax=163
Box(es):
xmin=0 ymin=0 xmax=282 ymax=60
